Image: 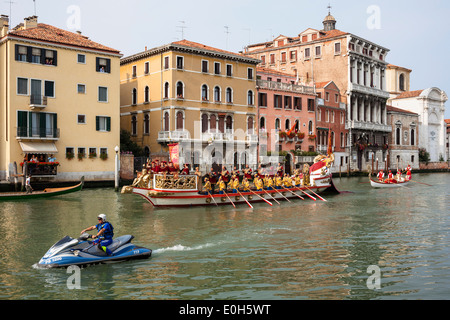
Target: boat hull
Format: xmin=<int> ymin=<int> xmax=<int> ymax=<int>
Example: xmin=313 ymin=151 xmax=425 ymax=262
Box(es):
xmin=369 ymin=178 xmax=410 ymax=188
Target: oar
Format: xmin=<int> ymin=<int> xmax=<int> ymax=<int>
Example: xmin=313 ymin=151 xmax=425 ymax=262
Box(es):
xmin=305 ymin=186 xmax=327 ymax=202
xmin=282 ymin=187 xmax=305 ymax=200
xmin=292 ymin=186 xmax=316 ymax=201
xmin=262 ymin=188 xmax=280 ymax=205
xmin=237 ymin=189 xmax=253 ymax=209
xmin=223 ymin=191 xmax=236 ymax=208
xmin=249 ymin=189 xmax=273 ymax=206
xmin=207 ymin=191 xmax=218 ymax=206
xmin=273 ymin=187 xmax=291 ymax=202
xmin=409 ymin=180 xmax=432 ymax=187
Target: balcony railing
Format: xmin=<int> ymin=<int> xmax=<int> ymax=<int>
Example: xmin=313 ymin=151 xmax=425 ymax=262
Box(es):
xmin=17 ymin=127 xmax=60 ymax=139
xmin=157 ymin=130 xmax=191 ymax=142
xmin=23 ymin=162 xmax=59 ymax=176
xmin=345 ymin=120 xmax=392 ymax=133
xmin=256 ymin=79 xmax=316 ymax=95
xmin=30 ymin=95 xmax=48 ymax=109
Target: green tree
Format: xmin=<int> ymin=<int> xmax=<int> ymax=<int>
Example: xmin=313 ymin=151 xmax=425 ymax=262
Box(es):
xmin=418 ymin=148 xmax=430 ymax=164
xmin=120 ymin=130 xmax=145 ymax=156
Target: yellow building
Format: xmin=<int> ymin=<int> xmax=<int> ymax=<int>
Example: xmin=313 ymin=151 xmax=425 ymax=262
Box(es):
xmin=120 ymin=40 xmax=260 ymax=173
xmin=0 ymin=15 xmax=122 ymax=182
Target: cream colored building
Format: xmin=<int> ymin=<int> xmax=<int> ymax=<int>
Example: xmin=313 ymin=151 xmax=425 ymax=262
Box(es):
xmin=120 ymin=40 xmax=260 ymax=173
xmin=0 ymin=15 xmax=122 ymax=182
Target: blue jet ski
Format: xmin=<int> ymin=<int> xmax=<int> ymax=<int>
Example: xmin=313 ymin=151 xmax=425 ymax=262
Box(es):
xmin=38 ymin=233 xmax=152 ymax=268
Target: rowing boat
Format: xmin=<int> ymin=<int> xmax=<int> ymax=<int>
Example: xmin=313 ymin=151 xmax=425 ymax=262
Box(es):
xmin=369 ymin=177 xmax=410 ymax=188
xmin=0 ymin=177 xmax=84 ymax=201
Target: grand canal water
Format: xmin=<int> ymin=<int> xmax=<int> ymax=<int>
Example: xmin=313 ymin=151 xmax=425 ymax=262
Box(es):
xmin=0 ymin=173 xmax=449 ymax=300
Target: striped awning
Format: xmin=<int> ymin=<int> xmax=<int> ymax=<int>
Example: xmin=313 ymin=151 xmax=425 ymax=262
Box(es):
xmin=19 ymin=142 xmax=58 ymax=154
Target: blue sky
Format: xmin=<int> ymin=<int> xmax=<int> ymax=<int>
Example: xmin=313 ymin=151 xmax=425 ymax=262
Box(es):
xmin=2 ymin=0 xmax=450 ymax=118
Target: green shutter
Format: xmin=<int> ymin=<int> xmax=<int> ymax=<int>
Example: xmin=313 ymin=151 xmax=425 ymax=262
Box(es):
xmin=53 ymin=114 xmax=58 ymax=138
xmin=17 ymin=111 xmax=27 ymax=137
xmin=96 ymin=116 xmax=100 ymax=131
xmin=106 ymin=117 xmax=111 ymax=132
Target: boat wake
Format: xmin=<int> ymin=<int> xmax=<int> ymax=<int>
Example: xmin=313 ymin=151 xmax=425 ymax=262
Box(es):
xmin=153 ymin=242 xmax=217 ymax=254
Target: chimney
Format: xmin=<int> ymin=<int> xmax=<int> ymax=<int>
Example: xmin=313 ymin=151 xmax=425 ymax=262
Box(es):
xmin=24 ymin=15 xmax=38 ymax=30
xmin=1 ymin=15 xmax=9 ymax=37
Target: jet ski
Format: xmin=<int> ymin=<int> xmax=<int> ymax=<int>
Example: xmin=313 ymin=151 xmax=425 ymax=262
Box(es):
xmin=37 ymin=233 xmax=152 ymax=268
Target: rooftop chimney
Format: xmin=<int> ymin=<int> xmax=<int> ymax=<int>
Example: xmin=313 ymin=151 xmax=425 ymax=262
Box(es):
xmin=1 ymin=15 xmax=9 ymax=37
xmin=24 ymin=15 xmax=38 ymax=30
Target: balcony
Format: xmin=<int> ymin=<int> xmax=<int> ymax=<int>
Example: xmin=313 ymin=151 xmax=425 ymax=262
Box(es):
xmin=346 ymin=120 xmax=392 ymax=133
xmin=157 ymin=130 xmax=191 ymax=142
xmin=17 ymin=126 xmax=60 ymax=140
xmin=29 ymin=95 xmax=47 ymax=110
xmin=349 ymin=83 xmax=390 ymax=99
xmin=23 ymin=162 xmax=59 ymax=176
xmin=256 ymin=79 xmax=316 ymax=95
xmin=202 ymin=131 xmax=235 ymax=142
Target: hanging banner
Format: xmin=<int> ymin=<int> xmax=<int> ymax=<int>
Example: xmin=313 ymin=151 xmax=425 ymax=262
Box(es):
xmin=168 ymin=143 xmax=180 ymax=168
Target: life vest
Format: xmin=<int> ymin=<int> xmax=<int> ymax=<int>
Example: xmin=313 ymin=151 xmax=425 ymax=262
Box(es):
xmin=96 ymin=221 xmax=114 ymax=240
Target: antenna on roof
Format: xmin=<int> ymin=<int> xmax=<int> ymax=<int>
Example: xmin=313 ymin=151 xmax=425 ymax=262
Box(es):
xmin=327 ymin=3 xmax=332 ymax=14
xmin=4 ymin=0 xmax=15 ymax=29
xmin=224 ymin=26 xmax=230 ymax=50
xmin=177 ymin=21 xmax=186 ymax=40
xmin=33 ymin=0 xmax=37 ymax=16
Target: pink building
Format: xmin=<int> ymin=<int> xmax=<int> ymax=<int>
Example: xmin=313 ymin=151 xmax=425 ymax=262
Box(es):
xmin=256 ymin=67 xmax=317 ymax=158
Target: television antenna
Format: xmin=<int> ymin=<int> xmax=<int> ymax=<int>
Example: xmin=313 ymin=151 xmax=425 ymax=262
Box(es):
xmin=176 ymin=21 xmax=187 ymax=40
xmin=224 ymin=26 xmax=230 ymax=50
xmin=4 ymin=0 xmax=15 ymax=29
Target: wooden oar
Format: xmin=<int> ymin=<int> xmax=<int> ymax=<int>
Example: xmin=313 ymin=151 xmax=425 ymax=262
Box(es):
xmin=409 ymin=180 xmax=432 ymax=187
xmin=273 ymin=187 xmax=291 ymax=202
xmin=249 ymin=189 xmax=273 ymax=206
xmin=282 ymin=187 xmax=305 ymax=200
xmin=291 ymin=186 xmax=316 ymax=201
xmin=262 ymin=188 xmax=280 ymax=205
xmin=304 ymin=186 xmax=327 ymax=202
xmin=223 ymin=191 xmax=236 ymax=208
xmin=207 ymin=191 xmax=218 ymax=206
xmin=237 ymin=189 xmax=253 ymax=209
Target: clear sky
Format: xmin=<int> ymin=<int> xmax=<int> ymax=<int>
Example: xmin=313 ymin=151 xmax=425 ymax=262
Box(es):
xmin=2 ymin=0 xmax=449 ymax=118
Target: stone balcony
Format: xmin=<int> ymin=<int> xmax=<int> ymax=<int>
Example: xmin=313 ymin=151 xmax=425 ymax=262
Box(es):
xmin=349 ymin=83 xmax=390 ymax=99
xmin=346 ymin=120 xmax=392 ymax=133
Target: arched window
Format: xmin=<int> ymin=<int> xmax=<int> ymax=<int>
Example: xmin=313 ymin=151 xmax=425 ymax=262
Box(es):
xmin=247 ymin=117 xmax=254 ymax=134
xmin=285 ymin=119 xmax=290 ymax=131
xmin=399 ymin=74 xmax=405 ymax=91
xmin=247 ymin=90 xmax=254 ymax=105
xmin=144 ymin=113 xmax=150 ymax=134
xmin=260 ymin=117 xmax=265 ymax=130
xmin=131 ymin=115 xmax=137 ymax=135
xmin=164 ymin=82 xmax=169 ymax=99
xmin=210 ymin=114 xmax=216 ymax=131
xmin=144 ymin=86 xmax=149 ymax=103
xmin=201 ymin=84 xmax=208 ymax=101
xmin=201 ymin=114 xmax=208 ymax=133
xmin=132 ymin=88 xmax=137 ymax=105
xmin=164 ymin=111 xmax=169 ymax=131
xmin=294 ymin=120 xmax=299 ymax=131
xmin=176 ymin=81 xmax=184 ymax=98
xmin=176 ymin=111 xmax=184 ymax=130
xmin=396 ymin=127 xmax=401 ymax=145
xmin=308 ymin=121 xmax=313 ymax=134
xmin=214 ymin=86 xmax=221 ymax=102
xmin=226 ymin=87 xmax=233 ymax=103
xmin=226 ymin=115 xmax=233 ymax=132
xmin=275 ymin=118 xmax=280 ymax=130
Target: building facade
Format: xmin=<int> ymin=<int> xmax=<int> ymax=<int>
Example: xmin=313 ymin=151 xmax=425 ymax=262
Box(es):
xmin=315 ymin=81 xmax=349 ymax=172
xmin=120 ymin=40 xmax=260 ymax=173
xmin=386 ymin=105 xmax=419 ymax=170
xmin=244 ymin=12 xmax=391 ymax=171
xmin=0 ymin=15 xmax=122 ymax=182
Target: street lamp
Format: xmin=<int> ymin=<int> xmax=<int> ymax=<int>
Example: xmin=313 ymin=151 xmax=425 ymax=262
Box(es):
xmin=114 ymin=146 xmax=119 ymax=191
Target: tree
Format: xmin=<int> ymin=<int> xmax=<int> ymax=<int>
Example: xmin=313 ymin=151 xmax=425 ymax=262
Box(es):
xmin=120 ymin=130 xmax=145 ymax=157
xmin=418 ymin=148 xmax=430 ymax=164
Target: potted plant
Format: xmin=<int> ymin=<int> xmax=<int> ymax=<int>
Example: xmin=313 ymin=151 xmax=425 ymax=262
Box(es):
xmin=66 ymin=152 xmax=74 ymax=160
xmin=100 ymin=153 xmax=108 ymax=160
xmin=77 ymin=152 xmax=85 ymax=160
xmin=89 ymin=152 xmax=97 ymax=159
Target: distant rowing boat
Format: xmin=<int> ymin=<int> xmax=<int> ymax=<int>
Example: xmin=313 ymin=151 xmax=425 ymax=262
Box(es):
xmin=0 ymin=177 xmax=84 ymax=201
xmin=369 ymin=177 xmax=410 ymax=188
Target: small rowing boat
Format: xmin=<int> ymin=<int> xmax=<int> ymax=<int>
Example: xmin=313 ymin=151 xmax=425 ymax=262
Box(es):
xmin=369 ymin=177 xmax=410 ymax=188
xmin=0 ymin=177 xmax=84 ymax=201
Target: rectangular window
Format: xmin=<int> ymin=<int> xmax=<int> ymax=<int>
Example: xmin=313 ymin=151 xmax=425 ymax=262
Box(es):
xmin=44 ymin=81 xmax=55 ymax=98
xmin=260 ymin=55 xmax=266 ymax=65
xmin=281 ymin=52 xmax=286 ymax=63
xmin=77 ymin=54 xmax=86 ymax=64
xmin=284 ymin=96 xmax=292 ymax=109
xmin=144 ymin=62 xmax=149 ymax=74
xmin=214 ymin=62 xmax=221 ymax=75
xmin=176 ymin=56 xmax=184 ymax=69
xmin=89 ymin=147 xmax=97 ymax=158
xmin=164 ymin=56 xmax=169 ymax=69
xmin=274 ymin=94 xmax=282 ymax=109
xmin=96 ymin=57 xmax=111 ymax=73
xmin=294 ymin=97 xmax=302 ymax=110
xmin=226 ymin=64 xmax=232 ymax=77
xmin=98 ymin=87 xmax=108 ymax=102
xmin=132 ymin=65 xmax=137 ymax=77
xmin=304 ymin=48 xmax=311 ymax=59
xmin=31 ymin=48 xmax=41 ymax=64
xmin=16 ymin=45 xmax=27 ymax=61
xmin=77 ymin=84 xmax=86 ymax=94
xmin=315 ymin=46 xmax=321 ymax=57
xmin=66 ymin=147 xmax=75 ymax=158
xmin=290 ymin=51 xmax=297 ymax=61
xmin=15 ymin=45 xmax=57 ymax=65
xmin=334 ymin=42 xmax=341 ymax=54
xmin=247 ymin=68 xmax=254 ymax=80
xmin=202 ymin=60 xmax=208 ymax=73
xmin=77 ymin=114 xmax=86 ymax=124
xmin=270 ymin=54 xmax=275 ymax=64
xmin=19 ymin=111 xmax=57 ymax=138
xmin=258 ymin=93 xmax=267 ymax=107
xmin=307 ymin=98 xmax=315 ymax=112
xmin=77 ymin=148 xmax=86 ymax=158
xmin=17 ymin=78 xmax=28 ymax=95
xmin=96 ymin=116 xmax=111 ymax=132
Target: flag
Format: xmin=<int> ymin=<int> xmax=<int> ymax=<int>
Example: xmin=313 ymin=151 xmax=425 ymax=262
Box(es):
xmin=327 ymin=127 xmax=333 ymax=156
xmin=287 ymin=124 xmax=296 ymax=137
xmin=168 ymin=143 xmax=179 ymax=168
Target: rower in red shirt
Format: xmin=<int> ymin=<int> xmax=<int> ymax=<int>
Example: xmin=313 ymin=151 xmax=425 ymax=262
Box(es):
xmin=377 ymin=170 xmax=384 ymax=181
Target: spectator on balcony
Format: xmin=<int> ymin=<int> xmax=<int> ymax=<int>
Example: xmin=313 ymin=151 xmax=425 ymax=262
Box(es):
xmin=30 ymin=155 xmax=38 ymax=163
xmin=48 ymin=155 xmax=56 ymax=163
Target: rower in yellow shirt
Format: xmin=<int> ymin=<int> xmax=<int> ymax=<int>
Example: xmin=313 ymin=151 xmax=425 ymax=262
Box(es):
xmin=275 ymin=175 xmax=283 ymax=189
xmin=218 ymin=176 xmax=226 ymax=194
xmin=283 ymin=174 xmax=293 ymax=188
xmin=264 ymin=175 xmax=273 ymax=190
xmin=232 ymin=176 xmax=240 ymax=193
xmin=254 ymin=175 xmax=264 ymax=191
xmin=203 ymin=177 xmax=212 ymax=194
xmin=242 ymin=177 xmax=251 ymax=191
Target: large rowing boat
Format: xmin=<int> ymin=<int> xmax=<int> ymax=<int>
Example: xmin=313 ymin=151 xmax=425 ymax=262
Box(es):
xmin=121 ymin=155 xmax=338 ymax=208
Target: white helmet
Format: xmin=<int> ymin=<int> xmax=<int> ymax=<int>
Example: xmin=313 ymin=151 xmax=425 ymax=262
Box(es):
xmin=97 ymin=214 xmax=107 ymax=222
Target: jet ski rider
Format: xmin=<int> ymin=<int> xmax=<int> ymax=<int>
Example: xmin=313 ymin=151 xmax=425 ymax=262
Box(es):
xmin=80 ymin=214 xmax=114 ymax=256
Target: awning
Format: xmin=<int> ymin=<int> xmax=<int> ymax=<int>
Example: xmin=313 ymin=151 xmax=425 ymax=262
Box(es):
xmin=19 ymin=142 xmax=58 ymax=154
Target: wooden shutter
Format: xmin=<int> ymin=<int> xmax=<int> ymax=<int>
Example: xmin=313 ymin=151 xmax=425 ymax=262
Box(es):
xmin=106 ymin=117 xmax=111 ymax=132
xmin=96 ymin=116 xmax=100 ymax=131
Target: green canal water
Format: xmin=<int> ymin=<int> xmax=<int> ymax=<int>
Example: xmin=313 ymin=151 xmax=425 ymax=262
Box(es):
xmin=0 ymin=173 xmax=449 ymax=300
